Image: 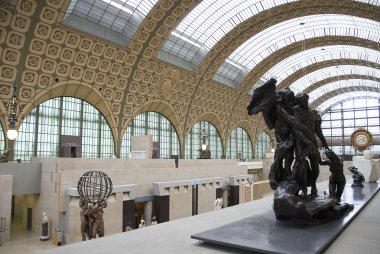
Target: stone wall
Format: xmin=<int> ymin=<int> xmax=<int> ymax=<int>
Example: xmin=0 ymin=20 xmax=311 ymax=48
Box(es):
xmin=0 ymin=175 xmax=12 ymax=243
xmin=29 ymin=158 xmax=246 ymax=244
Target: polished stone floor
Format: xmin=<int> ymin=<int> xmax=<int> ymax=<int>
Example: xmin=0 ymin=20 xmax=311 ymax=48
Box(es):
xmin=1 ymin=180 xmax=379 ymax=254
xmin=1 ymin=222 xmax=56 ymax=254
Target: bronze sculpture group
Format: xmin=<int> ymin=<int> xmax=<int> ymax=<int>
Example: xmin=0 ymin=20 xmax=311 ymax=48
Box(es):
xmin=248 ymin=78 xmax=352 ymax=221
xmin=77 ymin=170 xmax=112 ymax=241
xmin=80 ymin=198 xmax=107 ymax=240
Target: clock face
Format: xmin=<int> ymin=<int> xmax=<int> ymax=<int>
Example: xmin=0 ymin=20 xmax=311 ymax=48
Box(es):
xmin=351 ymin=128 xmax=373 ymax=151
xmin=355 ymin=133 xmax=368 ymax=146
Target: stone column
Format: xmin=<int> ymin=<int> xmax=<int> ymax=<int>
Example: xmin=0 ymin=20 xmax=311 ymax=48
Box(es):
xmin=144 ymin=201 xmax=152 ymax=226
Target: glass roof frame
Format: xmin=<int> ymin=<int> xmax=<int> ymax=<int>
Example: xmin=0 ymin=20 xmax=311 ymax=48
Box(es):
xmin=308 ymin=79 xmax=380 ymax=103
xmin=318 ymin=92 xmax=380 ymax=114
xmin=262 ymin=46 xmax=380 ymax=85
xmin=288 ymin=65 xmax=380 ymax=93
xmin=310 ymin=86 xmax=380 ymax=109
xmin=214 ymin=15 xmax=380 ymax=86
xmin=159 ymin=0 xmax=379 ymax=65
xmin=63 ymin=0 xmax=159 ymax=45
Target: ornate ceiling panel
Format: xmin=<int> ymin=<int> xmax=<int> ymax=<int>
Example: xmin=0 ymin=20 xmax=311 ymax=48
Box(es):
xmin=0 ymin=0 xmax=379 ymax=152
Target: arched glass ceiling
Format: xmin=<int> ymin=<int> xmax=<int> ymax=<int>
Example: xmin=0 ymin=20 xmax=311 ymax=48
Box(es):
xmin=158 ymin=0 xmax=379 ymax=72
xmin=289 ymin=65 xmax=380 ymax=93
xmin=317 ymin=91 xmax=380 ymax=113
xmin=309 ymin=79 xmax=380 ymax=103
xmin=63 ymin=0 xmax=158 ymax=45
xmin=262 ymin=46 xmax=380 ymax=85
xmin=321 ymin=97 xmax=380 ymax=117
xmin=158 ymin=0 xmax=297 ymax=65
xmin=215 ymin=15 xmax=380 ymax=86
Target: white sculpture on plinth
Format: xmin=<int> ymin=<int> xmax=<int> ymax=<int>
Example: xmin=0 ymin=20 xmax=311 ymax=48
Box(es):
xmin=139 ymin=219 xmax=145 ymax=228
xmin=214 ymin=198 xmax=223 ymax=210
xmin=353 ymin=150 xmax=378 ymax=183
xmin=40 ymin=212 xmax=49 ymax=241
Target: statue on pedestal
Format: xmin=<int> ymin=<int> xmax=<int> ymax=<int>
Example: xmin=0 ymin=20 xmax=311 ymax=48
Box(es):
xmin=151 ymin=216 xmax=157 ymax=225
xmin=77 ymin=171 xmax=112 ymax=240
xmin=247 ymin=78 xmax=353 ymax=222
xmin=214 ymin=198 xmax=223 ymax=210
xmin=321 ymin=150 xmax=346 ymax=202
xmin=0 ymin=150 xmax=9 ymax=163
xmin=126 ymin=222 xmax=133 ymax=231
xmin=349 ymin=166 xmax=365 ymax=187
xmin=40 ymin=212 xmax=49 ymax=241
xmin=88 ymin=200 xmax=107 ymax=238
xmin=139 ymin=219 xmax=145 ymax=228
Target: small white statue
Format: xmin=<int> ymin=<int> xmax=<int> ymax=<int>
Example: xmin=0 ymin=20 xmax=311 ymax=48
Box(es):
xmin=42 ymin=212 xmax=48 ymax=223
xmin=151 ymin=216 xmax=157 ymax=225
xmin=139 ymin=219 xmax=145 ymax=228
xmin=214 ymin=198 xmax=223 ymax=210
xmin=40 ymin=212 xmax=49 ymax=241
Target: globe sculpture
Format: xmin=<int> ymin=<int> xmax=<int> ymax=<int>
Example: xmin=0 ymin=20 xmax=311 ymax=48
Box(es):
xmin=77 ymin=170 xmax=113 ymax=240
xmin=77 ymin=170 xmax=113 ymax=204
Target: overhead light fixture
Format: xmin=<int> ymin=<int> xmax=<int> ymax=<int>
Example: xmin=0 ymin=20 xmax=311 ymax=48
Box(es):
xmin=7 ymin=84 xmax=18 ymax=140
xmin=6 ymin=6 xmax=22 ymax=141
xmin=199 ymin=122 xmax=209 ymax=152
xmin=200 ymin=123 xmax=208 ymax=151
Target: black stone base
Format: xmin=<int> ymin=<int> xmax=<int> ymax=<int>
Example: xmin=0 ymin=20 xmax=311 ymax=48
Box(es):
xmin=191 ymin=182 xmax=379 ymax=254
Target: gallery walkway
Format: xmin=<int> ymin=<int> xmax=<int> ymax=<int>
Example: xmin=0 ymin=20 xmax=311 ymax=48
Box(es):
xmin=1 ymin=180 xmax=379 ymax=254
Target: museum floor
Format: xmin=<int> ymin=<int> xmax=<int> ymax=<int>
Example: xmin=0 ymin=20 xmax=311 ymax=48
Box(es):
xmin=1 ymin=180 xmax=379 ymax=254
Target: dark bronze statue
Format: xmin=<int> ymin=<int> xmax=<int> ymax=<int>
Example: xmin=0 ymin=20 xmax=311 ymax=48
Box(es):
xmin=247 ymin=79 xmax=295 ymax=189
xmin=79 ymin=198 xmax=92 ymax=241
xmin=321 ymin=150 xmax=346 ymax=202
xmin=77 ymin=171 xmax=112 ymax=240
xmin=79 ymin=198 xmax=108 ymax=240
xmin=349 ymin=166 xmax=365 ymax=187
xmin=248 ymin=78 xmax=353 ymax=221
xmin=247 ymin=79 xmax=328 ymax=195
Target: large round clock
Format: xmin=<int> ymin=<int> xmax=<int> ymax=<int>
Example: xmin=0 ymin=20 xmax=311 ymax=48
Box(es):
xmin=351 ymin=128 xmax=373 ymax=151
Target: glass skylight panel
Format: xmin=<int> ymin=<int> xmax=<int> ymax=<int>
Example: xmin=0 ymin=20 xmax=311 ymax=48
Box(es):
xmin=309 ymin=79 xmax=380 ymax=103
xmin=289 ymin=66 xmax=380 ymax=93
xmin=263 ymin=46 xmax=380 ymax=84
xmin=159 ymin=0 xmax=297 ymax=69
xmin=357 ymin=0 xmax=380 ymax=6
xmin=216 ymin=14 xmax=380 ymax=86
xmin=318 ymin=92 xmax=380 ymax=113
xmin=63 ymin=0 xmax=158 ymax=45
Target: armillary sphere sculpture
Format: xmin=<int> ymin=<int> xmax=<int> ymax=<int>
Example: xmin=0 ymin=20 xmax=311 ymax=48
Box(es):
xmin=77 ymin=170 xmax=113 ymax=240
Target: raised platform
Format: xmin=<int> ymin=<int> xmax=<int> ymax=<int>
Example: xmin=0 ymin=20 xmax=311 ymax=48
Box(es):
xmin=192 ymin=182 xmax=380 ymax=254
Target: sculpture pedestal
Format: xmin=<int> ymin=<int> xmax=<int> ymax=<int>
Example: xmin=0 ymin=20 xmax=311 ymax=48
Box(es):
xmin=192 ymin=181 xmax=380 ymax=254
xmin=40 ymin=222 xmax=49 ymax=241
xmin=353 ymin=156 xmax=378 ymax=182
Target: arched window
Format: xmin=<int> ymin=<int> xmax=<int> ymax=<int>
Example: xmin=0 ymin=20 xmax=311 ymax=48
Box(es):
xmin=120 ymin=112 xmax=180 ymax=158
xmin=226 ymin=128 xmax=253 ymax=160
xmin=14 ymin=97 xmax=114 ymax=161
xmin=321 ymin=98 xmax=380 ymax=156
xmin=255 ymin=132 xmax=272 ymax=159
xmin=185 ymin=121 xmax=223 ymax=159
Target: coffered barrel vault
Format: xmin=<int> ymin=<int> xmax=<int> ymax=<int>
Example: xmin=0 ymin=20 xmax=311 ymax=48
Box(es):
xmin=0 ymin=0 xmax=378 ymax=157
